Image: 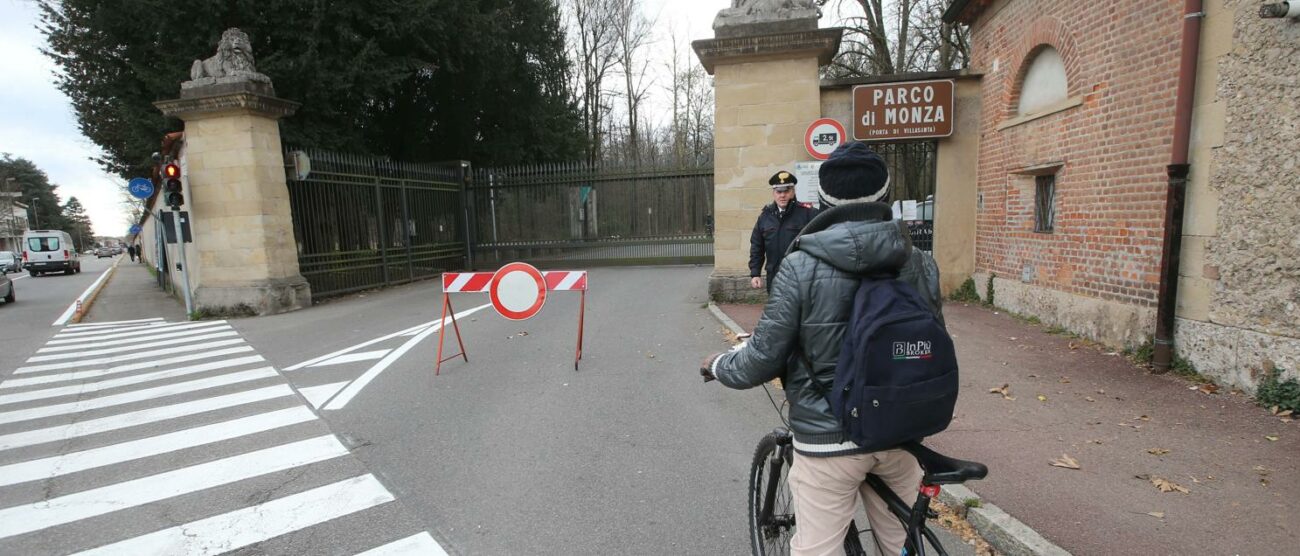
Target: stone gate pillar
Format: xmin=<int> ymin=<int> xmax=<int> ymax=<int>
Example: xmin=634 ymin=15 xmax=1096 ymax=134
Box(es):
xmin=693 ymin=4 xmax=842 ymax=302
xmin=154 ymin=28 xmax=310 ymax=315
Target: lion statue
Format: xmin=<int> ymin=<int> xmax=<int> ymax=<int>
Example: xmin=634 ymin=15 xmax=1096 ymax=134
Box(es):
xmin=189 ymin=28 xmax=269 ymax=82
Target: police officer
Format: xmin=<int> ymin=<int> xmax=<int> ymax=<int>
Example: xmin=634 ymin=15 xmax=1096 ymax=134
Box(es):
xmin=749 ymin=170 xmax=816 ymax=291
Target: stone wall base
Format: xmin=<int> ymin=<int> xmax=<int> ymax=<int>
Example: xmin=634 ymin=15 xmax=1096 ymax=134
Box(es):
xmin=709 ymin=271 xmax=768 ymax=304
xmin=194 ymin=276 xmax=311 ymax=316
xmin=1175 ymin=318 xmax=1300 ymax=394
xmin=972 ymin=273 xmax=1155 ymax=349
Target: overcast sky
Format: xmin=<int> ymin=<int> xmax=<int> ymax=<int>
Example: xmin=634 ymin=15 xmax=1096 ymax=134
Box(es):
xmin=0 ymin=0 xmax=844 ymax=237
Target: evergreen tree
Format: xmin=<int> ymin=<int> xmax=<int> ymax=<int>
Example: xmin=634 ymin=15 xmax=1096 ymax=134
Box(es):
xmin=62 ymin=197 xmax=95 ymax=251
xmin=38 ymin=0 xmax=585 ymax=178
xmin=0 ymin=154 xmax=67 ymax=232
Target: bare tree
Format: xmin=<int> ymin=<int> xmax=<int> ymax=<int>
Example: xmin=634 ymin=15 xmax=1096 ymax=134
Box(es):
xmin=828 ymin=0 xmax=969 ymax=78
xmin=611 ymin=0 xmax=656 ymax=164
xmin=566 ymin=0 xmax=622 ymax=164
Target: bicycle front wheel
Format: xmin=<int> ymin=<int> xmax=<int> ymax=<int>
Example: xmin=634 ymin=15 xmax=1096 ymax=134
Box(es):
xmin=749 ymin=431 xmax=795 ymax=555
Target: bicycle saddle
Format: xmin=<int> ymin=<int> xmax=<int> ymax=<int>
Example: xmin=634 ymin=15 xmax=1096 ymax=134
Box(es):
xmin=899 ymin=442 xmax=988 ymax=485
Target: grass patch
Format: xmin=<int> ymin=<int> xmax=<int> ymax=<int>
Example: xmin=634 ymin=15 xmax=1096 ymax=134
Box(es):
xmin=1257 ymin=368 xmax=1300 ymax=413
xmin=190 ymin=303 xmax=258 ymax=321
xmin=949 ymin=277 xmax=981 ymax=303
xmin=962 ymin=498 xmax=982 ymax=509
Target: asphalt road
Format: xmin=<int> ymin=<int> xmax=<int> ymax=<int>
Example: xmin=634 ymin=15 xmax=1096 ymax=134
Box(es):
xmin=1 ymin=254 xmax=117 ymax=362
xmin=238 ymin=266 xmax=977 ymax=555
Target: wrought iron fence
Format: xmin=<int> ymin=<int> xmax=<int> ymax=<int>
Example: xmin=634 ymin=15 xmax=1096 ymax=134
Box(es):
xmin=468 ymin=162 xmax=714 ymax=268
xmin=874 ymin=140 xmax=939 ymax=253
xmin=285 ymin=147 xmax=468 ymax=298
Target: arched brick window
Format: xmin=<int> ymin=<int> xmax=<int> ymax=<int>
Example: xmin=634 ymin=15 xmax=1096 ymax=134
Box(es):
xmin=1017 ymin=46 xmax=1068 ymax=116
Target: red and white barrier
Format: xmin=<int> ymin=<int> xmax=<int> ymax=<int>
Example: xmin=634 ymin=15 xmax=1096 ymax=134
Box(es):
xmin=435 ymin=265 xmax=589 ymax=374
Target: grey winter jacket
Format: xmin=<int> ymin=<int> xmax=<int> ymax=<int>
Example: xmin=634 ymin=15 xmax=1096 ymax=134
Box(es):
xmin=712 ymin=203 xmax=943 ymax=457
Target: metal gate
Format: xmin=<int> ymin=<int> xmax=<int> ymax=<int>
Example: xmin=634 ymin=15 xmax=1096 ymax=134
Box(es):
xmin=285 ymin=148 xmax=469 ymax=298
xmin=874 ymin=141 xmax=938 ymax=252
xmin=467 ymin=162 xmax=714 ymax=268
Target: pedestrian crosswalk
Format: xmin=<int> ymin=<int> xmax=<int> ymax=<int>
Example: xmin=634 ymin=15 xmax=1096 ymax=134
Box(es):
xmin=0 ymin=318 xmax=448 ymax=555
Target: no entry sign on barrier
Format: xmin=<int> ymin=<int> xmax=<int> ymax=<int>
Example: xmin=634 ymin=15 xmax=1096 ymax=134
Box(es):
xmin=436 ymin=264 xmax=589 ymax=373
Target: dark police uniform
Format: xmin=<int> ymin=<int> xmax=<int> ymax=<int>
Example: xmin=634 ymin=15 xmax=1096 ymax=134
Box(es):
xmin=749 ymin=171 xmax=816 ymax=292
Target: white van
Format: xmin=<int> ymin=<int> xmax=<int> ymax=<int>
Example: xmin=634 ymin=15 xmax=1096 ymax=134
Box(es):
xmin=22 ymin=230 xmax=82 ymax=276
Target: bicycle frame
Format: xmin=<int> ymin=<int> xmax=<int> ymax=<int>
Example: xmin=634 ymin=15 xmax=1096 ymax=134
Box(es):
xmin=863 ymin=474 xmax=948 ymax=556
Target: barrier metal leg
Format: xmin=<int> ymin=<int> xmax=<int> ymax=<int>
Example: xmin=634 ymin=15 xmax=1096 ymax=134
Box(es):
xmin=435 ymin=294 xmax=469 ymax=375
xmin=575 ymin=289 xmax=585 ymax=370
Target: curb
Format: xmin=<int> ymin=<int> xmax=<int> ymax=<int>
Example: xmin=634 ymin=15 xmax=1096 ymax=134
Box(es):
xmin=704 ymin=302 xmax=1074 ymax=556
xmin=69 ymin=256 xmax=124 ymax=324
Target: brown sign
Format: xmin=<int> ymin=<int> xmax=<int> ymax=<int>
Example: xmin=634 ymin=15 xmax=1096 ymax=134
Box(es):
xmin=852 ymin=79 xmax=954 ymax=141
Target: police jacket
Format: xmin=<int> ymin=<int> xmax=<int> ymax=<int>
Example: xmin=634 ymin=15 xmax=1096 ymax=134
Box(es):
xmin=749 ymin=202 xmax=817 ymax=282
xmin=712 ymin=203 xmax=943 ymax=457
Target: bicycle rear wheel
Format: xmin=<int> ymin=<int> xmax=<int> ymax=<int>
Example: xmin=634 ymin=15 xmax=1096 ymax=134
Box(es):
xmin=749 ymin=431 xmax=795 ymax=555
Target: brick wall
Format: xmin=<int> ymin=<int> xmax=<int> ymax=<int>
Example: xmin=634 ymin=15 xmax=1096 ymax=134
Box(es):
xmin=968 ymin=1 xmax=1184 ymax=311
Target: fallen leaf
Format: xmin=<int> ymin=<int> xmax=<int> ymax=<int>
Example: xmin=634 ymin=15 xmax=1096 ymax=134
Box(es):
xmin=1119 ymin=423 xmax=1143 ymax=429
xmin=1059 ymin=378 xmax=1071 ymax=383
xmin=1265 ymin=435 xmax=1279 ymax=441
xmin=1146 ymin=511 xmax=1165 ymax=519
xmin=1037 ymin=395 xmax=1048 ymax=402
xmin=1271 ymin=406 xmax=1280 ymax=415
xmin=1253 ymin=465 xmax=1270 ymax=476
xmin=1097 ymin=389 xmax=1106 ymax=394
xmin=1147 ymin=448 xmax=1170 ymax=455
xmin=1028 ymin=373 xmax=1038 ymax=378
xmin=1009 ymin=337 xmax=1017 ymax=341
xmin=1068 ymin=342 xmax=1079 ymax=350
xmin=1198 ymin=384 xmax=1220 ymax=394
xmin=1136 ymin=415 xmax=1151 ymax=421
xmin=1150 ymin=477 xmax=1190 ymax=494
xmin=1279 ymin=410 xmax=1294 ymax=418
xmin=1050 ymin=454 xmax=1081 ymax=470
xmin=988 ymin=384 xmax=1015 ymax=400
xmin=1089 ymin=439 xmax=1103 ymax=445
xmin=1085 ymin=396 xmax=1096 ymax=402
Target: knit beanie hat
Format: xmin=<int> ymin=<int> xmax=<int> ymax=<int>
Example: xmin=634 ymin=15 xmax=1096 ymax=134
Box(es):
xmin=817 ymin=141 xmax=890 ymax=207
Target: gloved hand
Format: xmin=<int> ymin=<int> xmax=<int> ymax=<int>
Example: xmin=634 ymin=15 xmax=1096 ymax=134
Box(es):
xmin=700 ymin=353 xmax=721 ymax=382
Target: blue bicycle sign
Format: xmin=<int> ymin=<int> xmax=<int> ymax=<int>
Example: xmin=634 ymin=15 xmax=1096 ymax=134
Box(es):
xmin=128 ymin=177 xmax=154 ymax=200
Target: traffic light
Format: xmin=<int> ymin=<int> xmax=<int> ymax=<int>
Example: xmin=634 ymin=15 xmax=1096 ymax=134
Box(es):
xmin=163 ymin=163 xmax=183 ymax=208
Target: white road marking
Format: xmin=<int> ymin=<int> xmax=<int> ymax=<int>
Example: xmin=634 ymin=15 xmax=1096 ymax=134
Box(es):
xmin=355 ymin=532 xmax=449 ymax=556
xmin=298 ymin=382 xmax=349 ymax=409
xmin=15 ymin=338 xmax=247 ymax=374
xmin=0 ymin=384 xmax=294 ymax=451
xmin=0 ymin=355 xmax=267 ymax=406
xmin=0 ymin=406 xmax=318 ymax=487
xmin=73 ymin=474 xmax=396 ymax=556
xmin=308 ymin=349 xmax=391 ymax=368
xmin=0 ymin=367 xmax=279 ymax=425
xmin=322 ymin=304 xmax=490 ymax=411
xmin=284 ymin=321 xmax=440 ymax=371
xmin=65 ymin=318 xmax=165 ymax=329
xmin=26 ymin=330 xmax=240 ymax=361
xmin=38 ymin=323 xmax=233 ymax=353
xmin=0 ymin=435 xmax=349 ymax=539
xmin=0 ymin=347 xmax=257 ymax=389
xmin=48 ymin=320 xmax=225 ymax=342
xmin=52 ymin=268 xmax=115 ymax=326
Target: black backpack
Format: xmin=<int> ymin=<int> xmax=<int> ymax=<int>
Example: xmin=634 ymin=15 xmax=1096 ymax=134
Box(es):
xmin=828 ymin=277 xmax=959 ymax=451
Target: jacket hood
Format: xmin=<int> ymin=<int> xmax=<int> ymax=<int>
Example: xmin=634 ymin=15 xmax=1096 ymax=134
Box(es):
xmin=795 ymin=203 xmax=911 ymax=274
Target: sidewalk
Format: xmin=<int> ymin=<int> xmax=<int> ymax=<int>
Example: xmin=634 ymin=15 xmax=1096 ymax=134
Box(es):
xmin=82 ymin=258 xmax=188 ymax=323
xmin=717 ymin=301 xmax=1298 ymax=555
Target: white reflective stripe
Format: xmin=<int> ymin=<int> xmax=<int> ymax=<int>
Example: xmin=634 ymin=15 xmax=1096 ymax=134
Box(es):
xmin=0 ymin=348 xmax=258 ymax=390
xmin=556 ymin=271 xmax=584 ymax=291
xmin=0 ymin=355 xmax=267 ymax=406
xmin=356 ymin=532 xmax=449 ymax=556
xmin=65 ymin=318 xmax=164 ymax=329
xmin=27 ymin=330 xmax=240 ymax=361
xmin=0 ymin=435 xmax=349 ymax=539
xmin=0 ymin=384 xmax=294 ymax=451
xmin=0 ymin=367 xmax=280 ymax=425
xmin=791 ymin=438 xmax=862 ymax=454
xmin=0 ymin=406 xmax=318 ymax=487
xmin=15 ymin=338 xmax=247 ymax=374
xmin=73 ymin=474 xmax=395 ymax=556
xmin=447 ymin=273 xmax=473 ymax=292
xmin=48 ymin=321 xmax=227 ymax=344
xmin=38 ymin=324 xmax=234 ymax=353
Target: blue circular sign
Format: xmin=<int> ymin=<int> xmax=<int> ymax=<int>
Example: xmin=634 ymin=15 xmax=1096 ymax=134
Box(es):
xmin=129 ymin=224 xmax=142 ymax=235
xmin=128 ymin=177 xmax=154 ymax=200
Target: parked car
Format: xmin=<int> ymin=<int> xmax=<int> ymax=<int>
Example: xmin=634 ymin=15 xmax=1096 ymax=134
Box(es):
xmin=96 ymin=247 xmax=114 ymax=258
xmin=0 ymin=267 xmax=14 ymax=304
xmin=22 ymin=230 xmax=82 ymax=276
xmin=0 ymin=251 xmax=19 ymax=273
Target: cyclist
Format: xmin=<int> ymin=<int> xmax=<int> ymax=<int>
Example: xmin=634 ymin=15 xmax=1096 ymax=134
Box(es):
xmin=701 ymin=141 xmax=944 ymax=556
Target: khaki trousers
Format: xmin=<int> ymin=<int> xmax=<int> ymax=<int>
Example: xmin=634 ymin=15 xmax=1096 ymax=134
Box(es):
xmin=788 ymin=449 xmax=923 ymax=556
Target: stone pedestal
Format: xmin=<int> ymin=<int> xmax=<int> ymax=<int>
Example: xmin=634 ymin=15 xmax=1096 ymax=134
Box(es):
xmin=154 ymin=82 xmax=311 ymax=315
xmin=693 ymin=25 xmax=842 ymax=302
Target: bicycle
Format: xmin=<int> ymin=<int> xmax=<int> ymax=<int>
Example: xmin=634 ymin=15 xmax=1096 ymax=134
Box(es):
xmin=748 ymin=427 xmax=988 ymax=555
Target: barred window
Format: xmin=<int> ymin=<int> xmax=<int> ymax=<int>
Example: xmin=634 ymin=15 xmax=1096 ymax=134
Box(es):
xmin=1035 ymin=174 xmax=1055 ymax=233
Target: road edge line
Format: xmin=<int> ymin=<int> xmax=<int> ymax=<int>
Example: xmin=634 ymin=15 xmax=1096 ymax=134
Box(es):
xmin=704 ymin=302 xmax=1074 ymax=556
xmin=68 ymin=256 xmax=124 ymax=325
